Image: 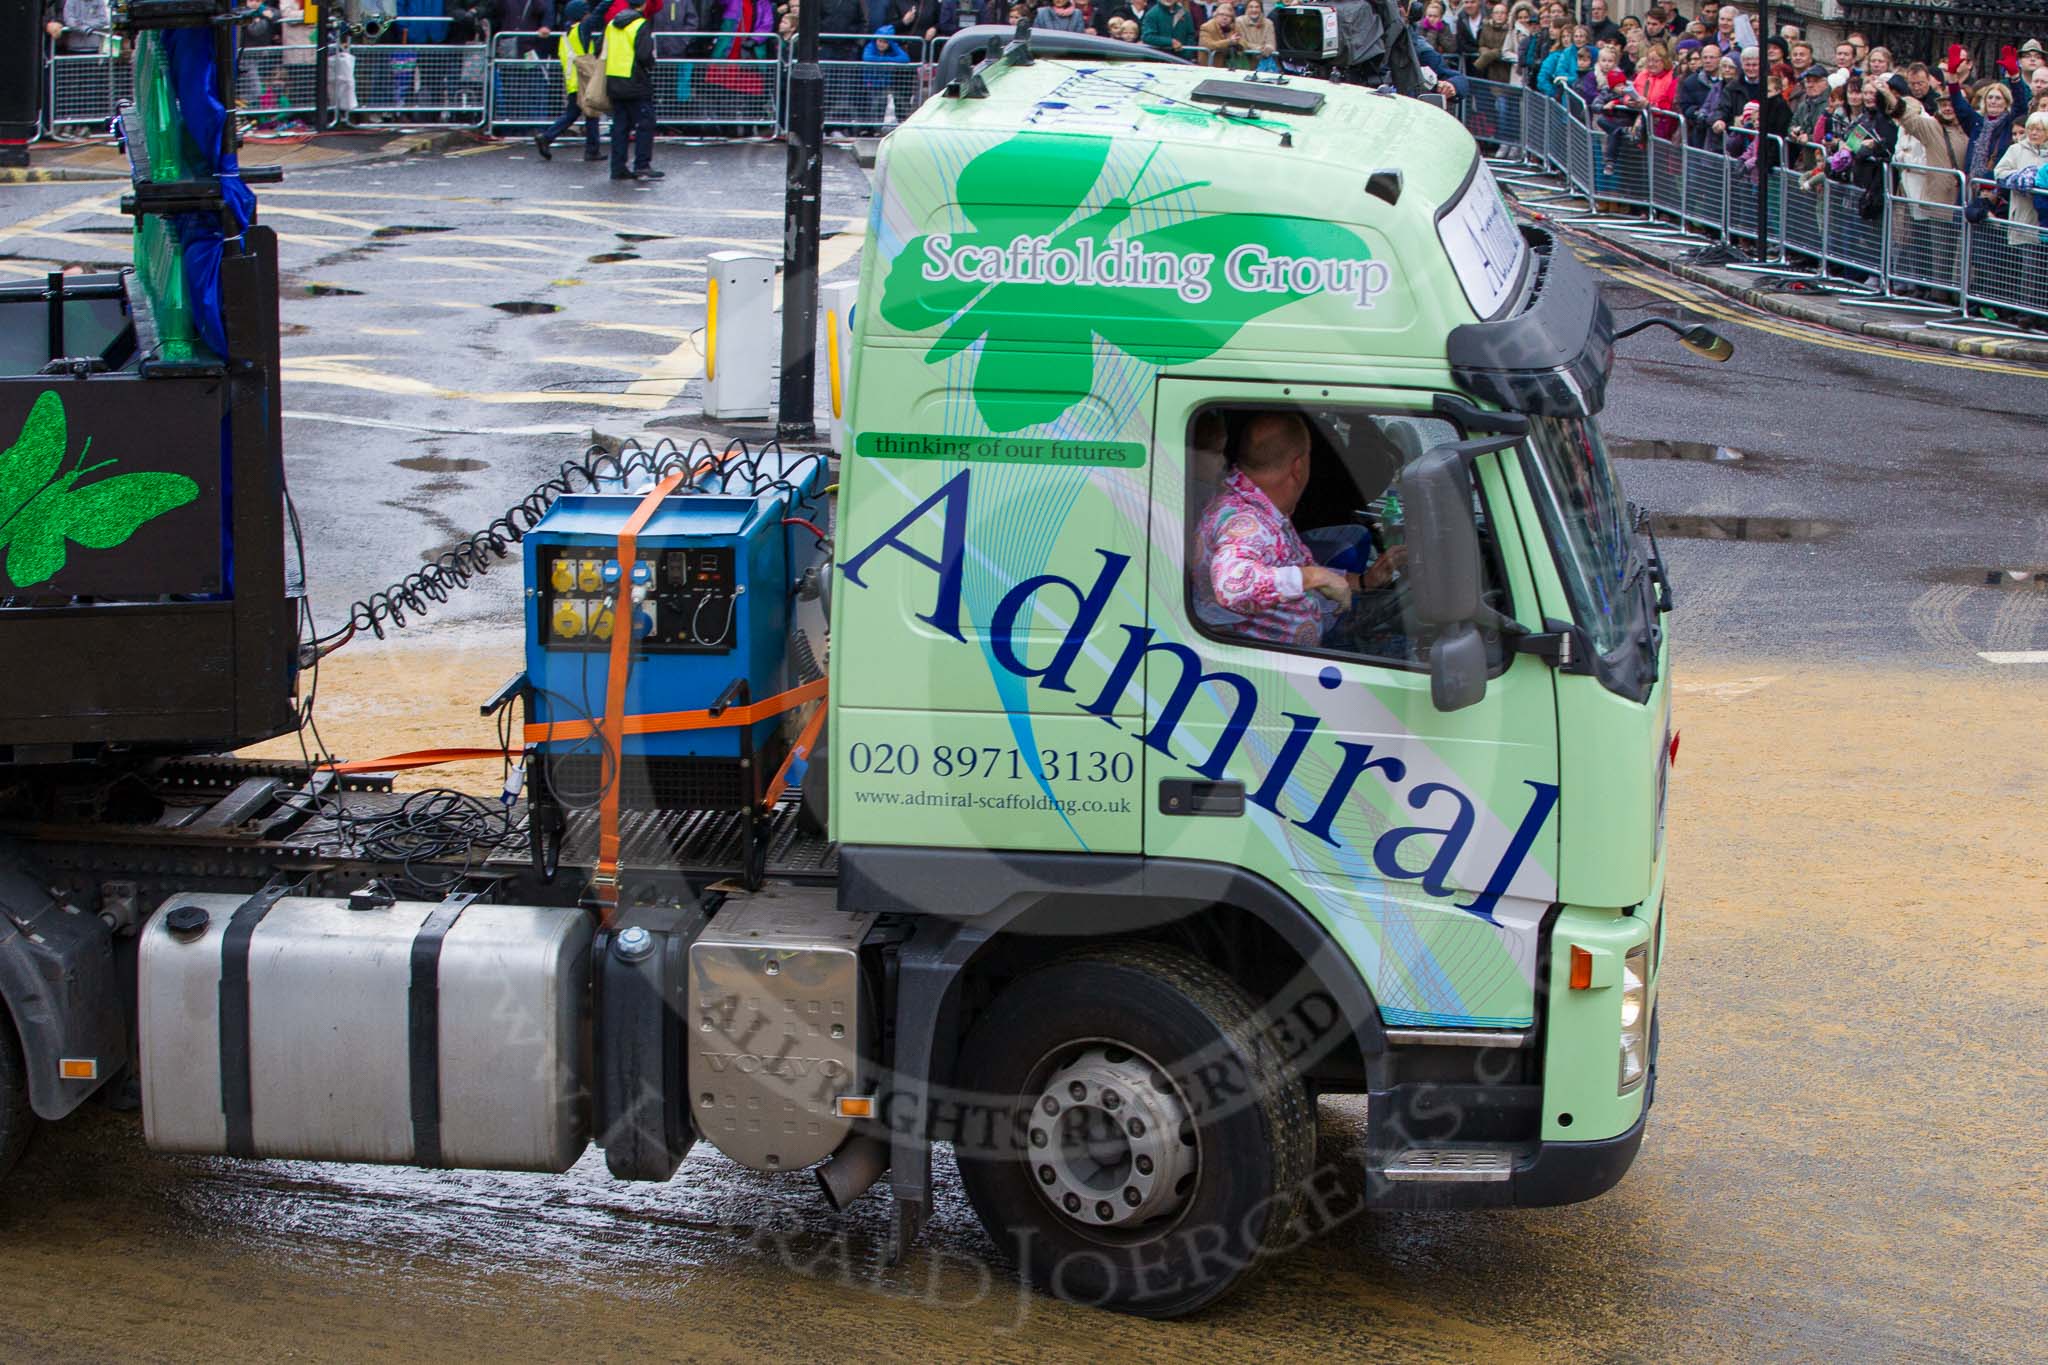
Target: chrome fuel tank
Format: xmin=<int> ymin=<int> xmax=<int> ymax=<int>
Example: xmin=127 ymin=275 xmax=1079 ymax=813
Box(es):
xmin=139 ymin=893 xmax=592 ymax=1172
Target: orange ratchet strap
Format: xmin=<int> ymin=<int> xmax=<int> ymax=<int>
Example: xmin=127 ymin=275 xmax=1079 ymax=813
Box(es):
xmin=761 ymin=694 xmax=827 ymax=810
xmin=589 ymin=469 xmax=689 ymax=915
xmin=521 ymin=675 xmax=828 ymax=746
xmin=324 ymin=747 xmax=515 ymax=775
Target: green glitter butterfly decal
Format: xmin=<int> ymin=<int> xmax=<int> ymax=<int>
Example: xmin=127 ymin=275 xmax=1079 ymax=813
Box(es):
xmin=0 ymin=390 xmax=199 ymax=590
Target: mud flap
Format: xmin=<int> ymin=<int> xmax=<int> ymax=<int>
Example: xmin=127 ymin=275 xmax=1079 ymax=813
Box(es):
xmin=884 ymin=916 xmax=994 ymax=1263
xmin=0 ymin=843 xmax=126 ymax=1120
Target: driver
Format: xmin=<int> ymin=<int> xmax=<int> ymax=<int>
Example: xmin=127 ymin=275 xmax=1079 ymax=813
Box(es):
xmin=1193 ymin=412 xmax=1403 ymax=648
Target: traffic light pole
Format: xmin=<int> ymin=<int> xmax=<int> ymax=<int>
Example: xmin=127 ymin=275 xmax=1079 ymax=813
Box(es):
xmin=775 ymin=0 xmax=824 ymax=441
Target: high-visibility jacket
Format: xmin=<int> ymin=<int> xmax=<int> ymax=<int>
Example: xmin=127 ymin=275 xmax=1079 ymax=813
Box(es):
xmin=561 ymin=24 xmax=589 ymax=94
xmin=605 ymin=16 xmax=644 ymax=78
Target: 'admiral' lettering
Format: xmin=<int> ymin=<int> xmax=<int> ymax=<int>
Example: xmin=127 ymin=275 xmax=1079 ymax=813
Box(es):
xmin=841 ymin=469 xmax=1554 ymax=922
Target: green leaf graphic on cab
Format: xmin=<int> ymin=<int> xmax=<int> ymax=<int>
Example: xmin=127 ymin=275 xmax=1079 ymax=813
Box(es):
xmin=876 ymin=133 xmax=1378 ymax=433
xmin=0 ymin=390 xmax=201 ymax=590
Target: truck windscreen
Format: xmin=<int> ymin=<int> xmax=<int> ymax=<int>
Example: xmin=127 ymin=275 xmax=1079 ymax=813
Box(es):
xmin=1523 ymin=415 xmax=1646 ymax=662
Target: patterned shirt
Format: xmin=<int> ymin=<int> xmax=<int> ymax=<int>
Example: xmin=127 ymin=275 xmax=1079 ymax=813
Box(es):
xmin=1193 ymin=468 xmax=1334 ymax=647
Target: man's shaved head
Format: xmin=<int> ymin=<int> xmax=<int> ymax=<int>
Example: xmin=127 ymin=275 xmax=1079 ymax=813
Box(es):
xmin=1238 ymin=412 xmax=1312 ymax=474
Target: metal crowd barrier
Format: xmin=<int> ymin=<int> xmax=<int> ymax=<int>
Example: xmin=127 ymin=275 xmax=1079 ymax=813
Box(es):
xmin=1465 ymin=75 xmax=2048 ymax=325
xmin=1885 ymin=163 xmax=1966 ymax=299
xmin=817 ymin=33 xmax=926 ymax=135
xmin=238 ymin=44 xmax=320 ymax=123
xmin=490 ymin=31 xmax=782 ymax=132
xmin=1964 ymin=176 xmax=2048 ymax=320
xmin=348 ymin=43 xmax=490 ymax=123
xmin=653 ymin=33 xmax=781 ymax=130
xmin=47 ymin=51 xmax=133 ymax=128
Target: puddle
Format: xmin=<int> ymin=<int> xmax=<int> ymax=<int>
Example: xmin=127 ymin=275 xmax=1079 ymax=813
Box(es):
xmin=1608 ymin=437 xmax=1756 ymax=465
xmin=586 ymin=251 xmax=640 ymax=264
xmin=371 ymin=224 xmax=457 ymax=238
xmin=394 ymin=455 xmax=489 ymax=473
xmin=491 ymin=300 xmax=563 ymax=315
xmin=303 ymin=283 xmax=364 ymax=296
xmin=615 ymin=231 xmax=671 ymax=243
xmin=1649 ymin=514 xmax=1842 ymax=543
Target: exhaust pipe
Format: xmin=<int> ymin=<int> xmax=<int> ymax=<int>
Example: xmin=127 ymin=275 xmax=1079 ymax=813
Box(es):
xmin=815 ymin=1133 xmax=890 ymax=1211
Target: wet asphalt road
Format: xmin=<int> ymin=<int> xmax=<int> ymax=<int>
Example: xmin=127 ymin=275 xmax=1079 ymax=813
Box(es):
xmin=1589 ymin=252 xmax=2048 ymax=668
xmin=2 ymin=145 xmax=2046 ymax=1361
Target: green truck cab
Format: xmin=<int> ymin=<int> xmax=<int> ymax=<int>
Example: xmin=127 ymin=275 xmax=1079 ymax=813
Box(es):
xmin=828 ymin=40 xmax=1671 ymax=1312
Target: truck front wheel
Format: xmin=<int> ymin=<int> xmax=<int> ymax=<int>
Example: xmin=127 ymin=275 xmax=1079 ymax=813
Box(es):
xmin=953 ymin=943 xmax=1313 ymax=1318
xmin=0 ymin=1015 xmax=32 ymax=1183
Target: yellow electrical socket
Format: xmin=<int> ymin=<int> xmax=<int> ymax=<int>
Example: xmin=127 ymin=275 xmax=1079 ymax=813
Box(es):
xmin=576 ymin=558 xmax=604 ymax=593
xmin=549 ymin=557 xmax=577 ymax=593
xmin=589 ymin=603 xmax=616 ymax=641
xmin=551 ymin=599 xmax=587 ymax=640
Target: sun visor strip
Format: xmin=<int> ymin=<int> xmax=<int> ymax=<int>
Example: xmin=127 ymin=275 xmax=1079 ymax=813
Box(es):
xmin=1446 ymin=226 xmax=1615 ymax=419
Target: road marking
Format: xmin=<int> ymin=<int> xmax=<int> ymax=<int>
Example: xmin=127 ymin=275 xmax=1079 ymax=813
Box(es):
xmin=1977 ymin=651 xmax=2048 ymax=663
xmin=504 ymin=207 xmax=665 ymax=233
xmin=259 ymin=204 xmax=386 ymax=231
xmin=615 ymin=285 xmax=708 ymax=303
xmin=284 ymin=410 xmax=598 ymax=436
xmin=397 ymin=255 xmax=515 ymax=272
xmin=3 ymin=227 xmax=132 ymax=252
xmin=265 ymin=188 xmax=492 ymax=203
xmin=396 ymin=233 xmax=564 ymax=253
xmin=282 ymin=332 xmax=700 ymax=409
xmin=582 ymin=321 xmax=697 ymax=340
xmin=0 ymin=190 xmax=119 ymax=242
xmin=1674 ymin=675 xmax=1782 ymax=698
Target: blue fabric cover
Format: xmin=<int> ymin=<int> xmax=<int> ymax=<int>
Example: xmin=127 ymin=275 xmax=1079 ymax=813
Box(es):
xmin=162 ymin=28 xmax=255 ymax=359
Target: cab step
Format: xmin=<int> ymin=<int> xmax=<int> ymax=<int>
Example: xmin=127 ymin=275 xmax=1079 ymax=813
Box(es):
xmin=1379 ymin=1147 xmax=1514 ymax=1182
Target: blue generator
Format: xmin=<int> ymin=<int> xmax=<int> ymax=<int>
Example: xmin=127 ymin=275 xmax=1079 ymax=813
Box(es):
xmin=521 ymin=452 xmax=829 ymax=812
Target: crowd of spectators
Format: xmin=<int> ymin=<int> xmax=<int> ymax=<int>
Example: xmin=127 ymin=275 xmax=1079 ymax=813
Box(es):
xmin=1448 ymin=1 xmax=2048 ymax=293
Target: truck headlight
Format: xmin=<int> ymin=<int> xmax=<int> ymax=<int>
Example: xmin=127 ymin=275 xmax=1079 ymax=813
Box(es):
xmin=1618 ymin=944 xmax=1649 ymax=1093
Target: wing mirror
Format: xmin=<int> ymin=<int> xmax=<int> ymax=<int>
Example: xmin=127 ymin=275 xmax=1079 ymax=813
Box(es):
xmin=1615 ymin=315 xmax=1735 ymax=362
xmin=1396 ymin=435 xmax=1518 ymax=712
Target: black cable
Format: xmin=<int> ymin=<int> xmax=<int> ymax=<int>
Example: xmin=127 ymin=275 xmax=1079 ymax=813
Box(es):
xmin=351 ymin=787 xmax=522 ymax=896
xmin=279 ymin=478 xmax=361 ymax=856
xmin=310 ymin=436 xmax=836 ymax=660
xmin=530 ymin=672 xmax=616 ymax=812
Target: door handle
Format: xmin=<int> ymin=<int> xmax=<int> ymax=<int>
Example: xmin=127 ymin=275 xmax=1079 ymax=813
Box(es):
xmin=1159 ymin=779 xmax=1245 ymax=817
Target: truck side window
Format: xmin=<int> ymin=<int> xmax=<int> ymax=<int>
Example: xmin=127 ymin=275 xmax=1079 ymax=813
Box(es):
xmin=1185 ymin=404 xmax=1510 ymax=670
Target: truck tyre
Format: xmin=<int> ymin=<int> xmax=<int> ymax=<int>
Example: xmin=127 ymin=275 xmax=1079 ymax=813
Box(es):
xmin=0 ymin=1016 xmax=33 ymax=1184
xmin=953 ymin=943 xmax=1313 ymax=1318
